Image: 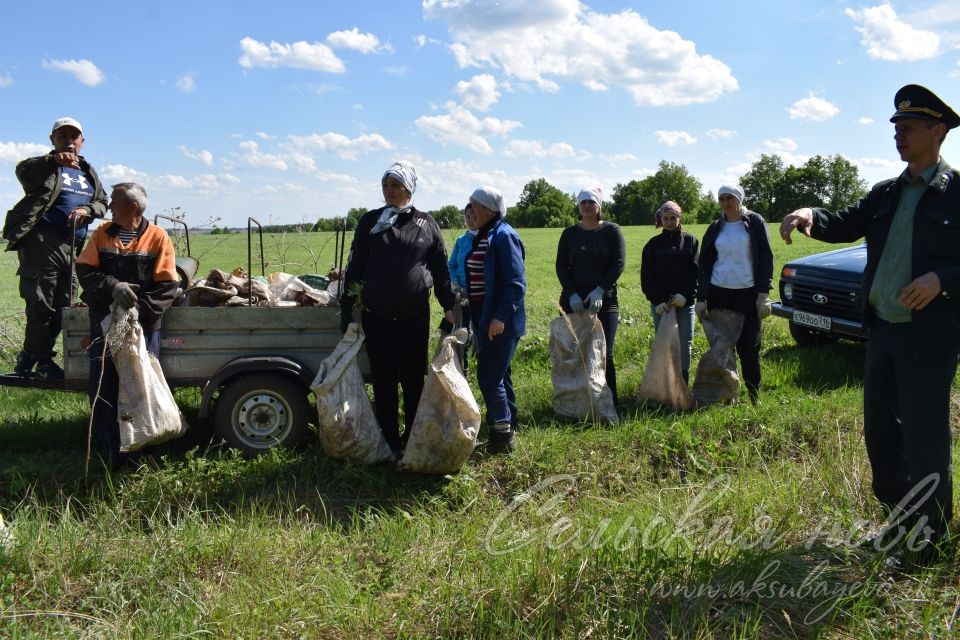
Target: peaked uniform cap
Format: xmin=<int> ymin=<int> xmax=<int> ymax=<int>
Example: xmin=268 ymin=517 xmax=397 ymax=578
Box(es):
xmin=890 ymin=84 xmax=960 ymax=129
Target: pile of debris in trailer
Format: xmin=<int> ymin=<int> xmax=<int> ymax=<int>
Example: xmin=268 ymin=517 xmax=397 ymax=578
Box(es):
xmin=176 ymin=268 xmax=342 ymax=308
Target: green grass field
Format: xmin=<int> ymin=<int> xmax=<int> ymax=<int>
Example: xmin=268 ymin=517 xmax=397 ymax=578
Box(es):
xmin=0 ymin=223 xmax=956 ymax=639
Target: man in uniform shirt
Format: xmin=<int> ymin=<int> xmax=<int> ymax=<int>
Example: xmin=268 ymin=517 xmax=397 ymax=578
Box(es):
xmin=3 ymin=117 xmax=107 ymax=380
xmin=780 ymin=85 xmax=960 ymax=566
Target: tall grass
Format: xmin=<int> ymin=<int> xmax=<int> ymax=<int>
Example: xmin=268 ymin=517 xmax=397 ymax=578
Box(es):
xmin=0 ymin=226 xmax=956 ymax=638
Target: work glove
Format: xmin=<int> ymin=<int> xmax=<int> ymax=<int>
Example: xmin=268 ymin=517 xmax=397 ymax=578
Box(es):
xmin=587 ymin=287 xmax=604 ymax=313
xmin=569 ymin=292 xmax=584 ymax=313
xmin=756 ymin=292 xmax=772 ymax=320
xmin=670 ymin=293 xmax=687 ymax=308
xmin=694 ymin=301 xmax=708 ymax=322
xmin=654 ymin=302 xmax=670 ymax=315
xmin=112 ymin=282 xmax=139 ymax=310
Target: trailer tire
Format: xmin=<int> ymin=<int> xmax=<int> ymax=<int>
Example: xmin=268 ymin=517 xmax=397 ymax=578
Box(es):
xmin=214 ymin=374 xmax=311 ymax=455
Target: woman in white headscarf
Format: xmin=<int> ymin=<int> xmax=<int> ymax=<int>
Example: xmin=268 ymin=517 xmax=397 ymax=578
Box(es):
xmin=340 ymin=161 xmax=457 ymax=454
xmin=555 ymin=186 xmax=625 ymax=406
xmin=695 ymin=184 xmax=774 ymax=403
xmin=465 ymin=186 xmax=526 ymax=454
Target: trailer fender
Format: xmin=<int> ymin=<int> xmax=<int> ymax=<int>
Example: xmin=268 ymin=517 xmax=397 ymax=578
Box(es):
xmin=198 ymin=355 xmax=314 ymax=419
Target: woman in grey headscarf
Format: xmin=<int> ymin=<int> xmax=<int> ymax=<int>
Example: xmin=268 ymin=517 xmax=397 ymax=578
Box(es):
xmin=340 ymin=161 xmax=456 ymax=454
xmin=464 ymin=186 xmax=526 ymax=454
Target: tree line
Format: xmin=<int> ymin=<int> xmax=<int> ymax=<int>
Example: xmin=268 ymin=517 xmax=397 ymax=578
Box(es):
xmin=308 ymin=152 xmax=870 ymax=231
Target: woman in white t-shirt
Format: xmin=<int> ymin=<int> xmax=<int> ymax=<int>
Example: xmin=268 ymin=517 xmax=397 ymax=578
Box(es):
xmin=694 ymin=184 xmax=774 ymax=403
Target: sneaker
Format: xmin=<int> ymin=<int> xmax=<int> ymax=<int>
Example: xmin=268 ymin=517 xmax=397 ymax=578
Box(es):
xmin=35 ymin=360 xmax=64 ymax=381
xmin=14 ymin=351 xmax=35 ymax=376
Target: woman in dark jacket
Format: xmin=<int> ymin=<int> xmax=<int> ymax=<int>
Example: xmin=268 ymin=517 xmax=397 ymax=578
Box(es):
xmin=640 ymin=200 xmax=699 ymax=383
xmin=340 ymin=161 xmax=456 ymax=453
xmin=695 ymin=184 xmax=774 ymax=403
xmin=556 ymin=186 xmax=625 ymax=404
xmin=466 ymin=186 xmax=526 ymax=454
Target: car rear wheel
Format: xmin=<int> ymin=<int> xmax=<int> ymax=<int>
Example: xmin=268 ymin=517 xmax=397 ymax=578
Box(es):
xmin=789 ymin=321 xmax=838 ymax=347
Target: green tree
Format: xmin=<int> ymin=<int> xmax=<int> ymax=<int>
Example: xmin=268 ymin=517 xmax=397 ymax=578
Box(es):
xmin=740 ymin=154 xmax=785 ymax=219
xmin=608 ymin=161 xmax=703 ymax=225
xmin=512 ymin=178 xmax=576 ymax=228
xmin=824 ymin=154 xmax=868 ymax=211
xmin=432 ymin=204 xmax=462 ymax=229
xmin=696 ymin=191 xmax=722 ymax=223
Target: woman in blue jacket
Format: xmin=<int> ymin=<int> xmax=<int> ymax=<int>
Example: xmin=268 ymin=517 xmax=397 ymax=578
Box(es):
xmin=465 ymin=186 xmax=526 ymax=454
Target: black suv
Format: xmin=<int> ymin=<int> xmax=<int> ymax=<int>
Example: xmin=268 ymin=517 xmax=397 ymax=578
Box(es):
xmin=772 ymin=244 xmax=868 ymax=346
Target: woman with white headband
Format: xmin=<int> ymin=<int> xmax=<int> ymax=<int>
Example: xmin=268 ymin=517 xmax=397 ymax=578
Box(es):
xmin=340 ymin=161 xmax=457 ymax=455
xmin=555 ymin=186 xmax=625 ymax=406
xmin=641 ymin=200 xmax=699 ymax=384
xmin=465 ymin=186 xmax=526 ymax=454
xmin=695 ymin=184 xmax=774 ymax=404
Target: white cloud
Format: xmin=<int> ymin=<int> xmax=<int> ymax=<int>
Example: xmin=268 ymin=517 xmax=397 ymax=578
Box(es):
xmin=707 ymin=128 xmax=737 ymax=140
xmin=455 ymin=74 xmax=500 ymax=111
xmin=238 ymin=37 xmax=345 ymax=73
xmin=787 ymin=93 xmax=840 ymax=121
xmin=42 ymin=58 xmax=105 ymax=86
xmin=101 ymin=164 xmax=151 ymax=182
xmin=0 ymin=73 xmax=12 ymax=88
xmin=424 ymin=1 xmax=738 ymax=106
xmin=503 ymin=139 xmax=576 ymax=158
xmin=858 ymin=117 xmax=875 ymax=125
xmin=255 ymin=131 xmax=273 ymax=140
xmin=415 ymin=34 xmax=427 ymax=47
xmin=176 ymin=73 xmax=196 ymax=93
xmin=287 ymin=131 xmax=393 ymax=160
xmin=238 ymin=140 xmax=288 ymax=170
xmin=327 ymin=28 xmax=391 ymax=54
xmin=858 ymin=157 xmax=900 ymax=169
xmin=0 ymin=141 xmax=50 ymax=164
xmin=598 ymin=153 xmax=637 ymax=163
xmin=415 ymin=102 xmax=521 ymax=154
xmin=178 ymin=145 xmax=214 ymax=166
xmin=845 ymin=4 xmax=939 ymax=62
xmin=764 ymin=138 xmax=798 ymax=152
xmin=655 ymin=130 xmax=697 ymax=146
xmin=220 ymin=173 xmax=241 ymax=185
xmin=382 ymin=66 xmax=410 ymax=77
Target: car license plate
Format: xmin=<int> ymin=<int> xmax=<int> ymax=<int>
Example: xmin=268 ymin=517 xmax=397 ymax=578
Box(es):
xmin=793 ymin=310 xmax=831 ymax=331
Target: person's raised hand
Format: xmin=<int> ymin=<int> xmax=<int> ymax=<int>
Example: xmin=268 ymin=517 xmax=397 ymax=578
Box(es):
xmin=780 ymin=208 xmax=814 ymax=245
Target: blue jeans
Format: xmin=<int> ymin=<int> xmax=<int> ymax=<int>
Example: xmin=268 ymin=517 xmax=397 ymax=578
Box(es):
xmin=476 ymin=332 xmax=519 ymax=427
xmin=596 ymin=309 xmax=619 ymax=406
xmin=651 ymin=303 xmax=695 ymax=375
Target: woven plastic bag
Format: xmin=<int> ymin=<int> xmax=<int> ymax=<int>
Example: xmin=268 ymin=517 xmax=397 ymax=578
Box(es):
xmin=692 ymin=309 xmax=745 ymax=407
xmin=637 ymin=308 xmax=694 ymax=410
xmin=102 ymin=305 xmax=188 ymax=452
xmin=310 ymin=323 xmax=393 ymax=464
xmin=399 ymin=328 xmax=481 ymax=474
xmin=549 ymin=312 xmax=618 ymax=423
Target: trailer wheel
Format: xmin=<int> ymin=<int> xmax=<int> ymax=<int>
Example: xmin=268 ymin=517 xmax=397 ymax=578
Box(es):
xmin=214 ymin=374 xmax=311 ymax=454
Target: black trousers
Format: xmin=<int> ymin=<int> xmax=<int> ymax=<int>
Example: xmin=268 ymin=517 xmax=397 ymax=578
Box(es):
xmin=361 ymin=307 xmax=429 ymax=450
xmin=864 ymin=319 xmax=958 ymax=541
xmin=17 ymin=225 xmax=83 ymax=360
xmin=707 ymin=286 xmax=762 ymax=397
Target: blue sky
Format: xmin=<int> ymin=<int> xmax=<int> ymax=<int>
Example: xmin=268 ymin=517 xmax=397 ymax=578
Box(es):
xmin=2 ymin=0 xmax=959 ymax=229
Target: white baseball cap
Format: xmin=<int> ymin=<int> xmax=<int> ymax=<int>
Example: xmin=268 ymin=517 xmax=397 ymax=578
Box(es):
xmin=51 ymin=117 xmax=83 ymax=135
